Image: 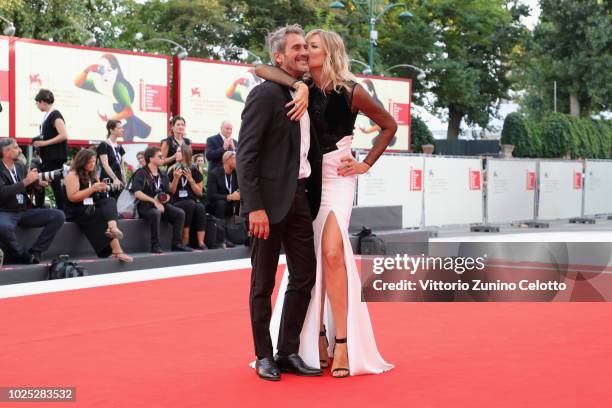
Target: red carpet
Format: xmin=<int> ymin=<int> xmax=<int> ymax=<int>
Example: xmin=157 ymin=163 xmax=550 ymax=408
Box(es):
xmin=0 ymin=267 xmax=610 ymax=407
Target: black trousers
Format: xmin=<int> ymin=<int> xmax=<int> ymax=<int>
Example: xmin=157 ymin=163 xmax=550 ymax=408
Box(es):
xmin=137 ymin=203 xmax=185 ymax=248
xmin=210 ymin=199 xmax=239 ymax=220
xmin=173 ymin=200 xmax=206 ymax=232
xmin=0 ymin=208 xmax=65 ymax=258
xmin=40 ymin=160 xmax=66 ymax=210
xmin=67 ymin=197 xmax=118 ymax=258
xmin=249 ymin=181 xmax=316 ymax=358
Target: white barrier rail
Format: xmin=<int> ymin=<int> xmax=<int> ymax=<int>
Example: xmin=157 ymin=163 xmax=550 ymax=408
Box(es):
xmin=583 ymin=160 xmax=612 ymax=216
xmin=536 ymin=160 xmax=583 ymax=221
xmin=486 ymin=158 xmax=537 ymax=224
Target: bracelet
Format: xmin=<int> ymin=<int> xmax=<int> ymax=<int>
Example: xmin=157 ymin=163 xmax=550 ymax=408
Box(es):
xmin=292 ymin=80 xmax=305 ymax=91
xmin=363 ymin=159 xmax=374 ymax=167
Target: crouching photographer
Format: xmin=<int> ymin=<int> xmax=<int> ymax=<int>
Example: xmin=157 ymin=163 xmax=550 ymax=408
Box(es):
xmin=131 ymin=146 xmax=191 ymax=254
xmin=64 ymin=149 xmax=132 ymax=262
xmin=0 ymin=138 xmax=65 ymax=264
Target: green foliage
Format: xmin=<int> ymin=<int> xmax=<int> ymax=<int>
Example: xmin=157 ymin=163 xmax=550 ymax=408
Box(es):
xmin=410 ymin=115 xmax=435 ymax=153
xmin=539 ymin=113 xmax=612 ymax=159
xmin=500 ymin=112 xmax=542 ymax=157
xmin=518 ymin=0 xmax=611 ymax=118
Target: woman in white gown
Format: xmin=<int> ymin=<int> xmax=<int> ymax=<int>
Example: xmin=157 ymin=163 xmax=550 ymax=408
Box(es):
xmin=255 ymin=29 xmax=397 ymax=378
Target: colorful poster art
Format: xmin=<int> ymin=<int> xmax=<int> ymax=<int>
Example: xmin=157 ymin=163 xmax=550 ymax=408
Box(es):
xmin=177 ymin=59 xmax=411 ymax=150
xmin=0 ymin=37 xmax=9 ymax=138
xmin=14 ymin=40 xmax=169 ymax=144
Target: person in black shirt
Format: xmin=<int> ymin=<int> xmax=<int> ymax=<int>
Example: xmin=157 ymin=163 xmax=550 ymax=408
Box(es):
xmin=168 ymin=145 xmax=206 ymax=250
xmin=207 ymin=150 xmax=240 ymax=220
xmin=96 ymin=120 xmax=126 ymax=199
xmin=131 ymin=146 xmax=191 ymax=254
xmin=0 ymin=138 xmax=65 ymax=264
xmin=64 ymin=149 xmax=132 ymax=262
xmin=161 ymin=116 xmax=191 ymax=166
xmin=32 ymin=89 xmax=68 ymax=210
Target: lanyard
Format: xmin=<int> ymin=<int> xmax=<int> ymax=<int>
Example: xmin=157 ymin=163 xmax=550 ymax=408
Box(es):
xmin=4 ymin=163 xmax=18 ymax=183
xmin=181 ymin=173 xmax=188 ymax=188
xmin=154 ymin=175 xmax=161 ymax=192
xmin=106 ymin=140 xmax=122 ymax=163
xmin=225 ymin=173 xmax=232 ymax=192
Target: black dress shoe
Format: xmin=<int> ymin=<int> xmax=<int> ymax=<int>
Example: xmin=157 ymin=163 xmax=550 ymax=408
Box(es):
xmin=224 ymin=240 xmax=235 ymax=248
xmin=255 ymin=357 xmax=281 ymax=381
xmin=151 ymin=245 xmax=163 ymax=254
xmin=275 ymin=353 xmax=322 ymax=376
xmin=171 ymin=243 xmax=193 ymax=252
xmin=29 ymin=250 xmax=41 ymax=264
xmin=17 ymin=252 xmax=34 ymax=265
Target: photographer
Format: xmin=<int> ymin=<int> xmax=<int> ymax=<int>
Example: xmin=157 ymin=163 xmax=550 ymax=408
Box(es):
xmin=168 ymin=145 xmax=206 ymax=250
xmin=64 ymin=149 xmax=132 ymax=262
xmin=32 ymin=89 xmax=68 ymax=210
xmin=131 ymin=146 xmax=191 ymax=254
xmin=0 ymin=138 xmax=65 ymax=264
xmin=207 ymin=151 xmax=240 ymax=220
xmin=96 ymin=120 xmax=126 ymax=199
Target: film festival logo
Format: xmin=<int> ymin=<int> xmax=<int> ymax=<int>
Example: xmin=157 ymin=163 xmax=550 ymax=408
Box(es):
xmin=358 ymin=242 xmax=612 ymax=302
xmin=409 ymin=167 xmax=422 ymax=191
xmin=191 ymin=87 xmax=201 ymax=98
xmin=526 ymin=171 xmax=536 ymax=190
xmin=469 ymin=169 xmax=481 ymax=190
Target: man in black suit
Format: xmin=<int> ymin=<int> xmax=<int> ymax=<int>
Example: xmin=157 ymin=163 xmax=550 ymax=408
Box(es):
xmin=207 ymin=151 xmax=240 ymax=219
xmin=0 ymin=138 xmax=65 ymax=264
xmin=237 ymin=24 xmax=322 ymax=381
xmin=205 ymin=120 xmax=238 ymax=174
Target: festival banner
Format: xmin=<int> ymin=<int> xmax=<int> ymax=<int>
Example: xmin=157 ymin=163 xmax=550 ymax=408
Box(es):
xmin=486 ymin=159 xmax=537 ymax=224
xmin=537 ymin=160 xmax=583 ymax=220
xmin=176 ymin=58 xmax=412 ymax=150
xmin=0 ymin=37 xmax=9 ymax=138
xmin=423 ymin=156 xmax=484 ymax=226
xmin=357 ymin=153 xmax=424 ymax=227
xmin=13 ymin=39 xmax=170 ymax=144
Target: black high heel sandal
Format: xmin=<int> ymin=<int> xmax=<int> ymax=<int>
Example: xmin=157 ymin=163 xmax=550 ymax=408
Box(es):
xmin=331 ymin=337 xmax=349 ymax=378
xmin=319 ymin=326 xmax=329 ymax=368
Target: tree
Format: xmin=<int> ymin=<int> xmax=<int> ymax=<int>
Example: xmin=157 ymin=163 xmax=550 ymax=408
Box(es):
xmin=410 ymin=114 xmax=435 ymax=152
xmin=518 ymin=0 xmax=611 ymax=119
xmin=378 ymin=0 xmax=529 ymax=139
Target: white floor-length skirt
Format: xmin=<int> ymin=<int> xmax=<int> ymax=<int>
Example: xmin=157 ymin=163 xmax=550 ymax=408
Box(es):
xmin=269 ymin=135 xmax=393 ymax=376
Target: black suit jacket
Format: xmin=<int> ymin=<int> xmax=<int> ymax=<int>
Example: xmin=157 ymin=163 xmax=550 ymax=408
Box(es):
xmin=205 ymin=133 xmax=239 ymax=174
xmin=0 ymin=162 xmax=33 ymax=212
xmin=207 ymin=166 xmax=238 ymax=202
xmin=237 ymin=81 xmax=322 ymax=224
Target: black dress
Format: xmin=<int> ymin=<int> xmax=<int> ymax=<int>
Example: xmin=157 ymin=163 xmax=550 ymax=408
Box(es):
xmin=309 ymin=83 xmax=358 ymax=153
xmin=162 ymin=135 xmax=192 ymax=165
xmin=169 ymin=165 xmax=206 ymax=232
xmin=64 ymin=180 xmax=118 ymax=258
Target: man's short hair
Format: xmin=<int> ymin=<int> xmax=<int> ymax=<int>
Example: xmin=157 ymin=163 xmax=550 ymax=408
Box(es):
xmin=222 ymin=151 xmax=236 ymax=163
xmin=0 ymin=138 xmax=16 ymax=158
xmin=266 ymin=24 xmax=305 ymax=66
xmin=144 ymin=146 xmax=161 ymax=164
xmin=34 ymin=89 xmax=55 ymax=105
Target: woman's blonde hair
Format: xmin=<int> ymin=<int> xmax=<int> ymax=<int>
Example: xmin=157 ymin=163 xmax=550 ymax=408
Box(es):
xmin=305 ymin=29 xmax=356 ymax=93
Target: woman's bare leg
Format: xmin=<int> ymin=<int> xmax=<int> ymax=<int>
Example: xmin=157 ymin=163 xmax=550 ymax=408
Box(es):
xmin=321 ymin=212 xmax=349 ymax=377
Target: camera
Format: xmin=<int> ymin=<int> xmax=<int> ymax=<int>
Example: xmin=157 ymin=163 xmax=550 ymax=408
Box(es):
xmin=38 ymin=169 xmax=63 ymax=182
xmin=155 ymin=192 xmax=170 ymax=204
xmin=102 ymin=178 xmax=123 ymax=193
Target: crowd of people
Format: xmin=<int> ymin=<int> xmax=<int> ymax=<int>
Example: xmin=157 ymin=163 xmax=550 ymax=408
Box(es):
xmin=0 ymin=89 xmax=242 ymax=266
